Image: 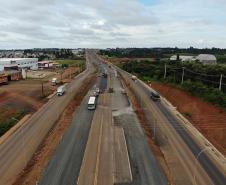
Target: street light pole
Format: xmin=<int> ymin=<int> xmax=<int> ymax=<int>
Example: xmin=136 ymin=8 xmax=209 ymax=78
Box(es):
xmin=193 ymin=147 xmax=212 ymax=185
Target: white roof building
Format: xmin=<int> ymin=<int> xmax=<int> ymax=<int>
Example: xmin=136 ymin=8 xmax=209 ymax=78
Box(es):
xmin=0 ymin=58 xmax=38 ymax=71
xmin=170 ymin=55 xmax=195 ymax=62
xmin=196 ymin=54 xmax=217 ymax=65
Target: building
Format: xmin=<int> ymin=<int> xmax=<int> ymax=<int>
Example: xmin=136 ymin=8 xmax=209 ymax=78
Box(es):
xmin=4 ymin=70 xmax=22 ymax=81
xmin=38 ymin=61 xmax=54 ymax=68
xmin=0 ymin=58 xmax=38 ymax=71
xmin=0 ymin=72 xmax=8 ymax=84
xmin=170 ymin=55 xmax=195 ymax=62
xmin=196 ymin=54 xmax=217 ymax=65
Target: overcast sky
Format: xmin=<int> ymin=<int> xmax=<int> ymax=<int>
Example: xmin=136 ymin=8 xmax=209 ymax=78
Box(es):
xmin=0 ymin=0 xmax=226 ymax=49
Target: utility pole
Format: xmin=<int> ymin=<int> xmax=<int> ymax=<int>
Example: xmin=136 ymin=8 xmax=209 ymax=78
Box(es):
xmin=41 ymin=81 xmax=44 ymax=97
xmin=70 ymin=68 xmax=72 ymax=79
xmin=219 ymin=74 xmax=223 ymax=91
xmin=164 ymin=63 xmax=167 ymax=79
xmin=181 ymin=67 xmax=185 ymax=84
xmin=61 ymin=71 xmax=63 ymax=83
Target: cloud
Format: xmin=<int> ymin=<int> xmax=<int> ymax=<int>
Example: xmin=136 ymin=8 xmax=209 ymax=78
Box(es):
xmin=0 ymin=0 xmax=225 ymax=49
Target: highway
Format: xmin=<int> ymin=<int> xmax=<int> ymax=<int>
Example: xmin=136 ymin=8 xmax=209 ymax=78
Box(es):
xmin=2 ymin=50 xmax=224 ymax=185
xmin=39 ymin=74 xmax=108 ymax=185
xmin=113 ymin=60 xmax=226 ymax=185
xmin=0 ymin=54 xmax=95 ymax=185
xmin=40 ymin=51 xmax=168 ymax=185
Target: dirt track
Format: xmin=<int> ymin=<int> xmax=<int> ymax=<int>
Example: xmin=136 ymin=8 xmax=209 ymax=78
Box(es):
xmin=151 ymin=82 xmax=226 ymax=156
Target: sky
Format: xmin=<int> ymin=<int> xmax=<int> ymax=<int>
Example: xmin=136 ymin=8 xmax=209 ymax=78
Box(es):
xmin=0 ymin=0 xmax=226 ymax=49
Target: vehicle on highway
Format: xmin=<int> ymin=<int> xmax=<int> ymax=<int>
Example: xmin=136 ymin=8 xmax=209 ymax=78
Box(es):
xmin=131 ymin=75 xmax=137 ymax=81
xmin=102 ymin=72 xmax=107 ymax=78
xmin=88 ymin=96 xmax=96 ymax=110
xmin=121 ymin=89 xmax=127 ymax=95
xmin=150 ymin=91 xmax=161 ymax=101
xmin=57 ymin=85 xmax=66 ymax=96
xmin=51 ymin=78 xmax=57 ymax=86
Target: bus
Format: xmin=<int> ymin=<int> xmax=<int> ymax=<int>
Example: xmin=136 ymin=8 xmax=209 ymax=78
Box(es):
xmin=88 ymin=96 xmax=96 ymax=110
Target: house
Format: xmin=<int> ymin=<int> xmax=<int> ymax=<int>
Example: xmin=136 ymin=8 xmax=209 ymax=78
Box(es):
xmin=196 ymin=54 xmax=217 ymax=65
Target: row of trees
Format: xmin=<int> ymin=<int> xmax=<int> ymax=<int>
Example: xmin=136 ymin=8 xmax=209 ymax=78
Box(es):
xmin=121 ymin=60 xmax=226 ymax=109
xmin=100 ymin=48 xmax=226 ymax=63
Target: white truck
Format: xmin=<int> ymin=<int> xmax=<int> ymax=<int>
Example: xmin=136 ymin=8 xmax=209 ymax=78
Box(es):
xmin=88 ymin=96 xmax=96 ymax=110
xmin=57 ymin=85 xmax=66 ymax=96
xmin=51 ymin=78 xmax=57 ymax=86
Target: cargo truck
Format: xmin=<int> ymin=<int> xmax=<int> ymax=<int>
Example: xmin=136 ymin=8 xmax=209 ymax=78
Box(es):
xmin=57 ymin=85 xmax=66 ymax=96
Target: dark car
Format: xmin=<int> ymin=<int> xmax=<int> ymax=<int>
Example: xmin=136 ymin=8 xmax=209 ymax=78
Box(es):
xmin=102 ymin=73 xmax=107 ymax=78
xmin=150 ymin=91 xmax=161 ymax=101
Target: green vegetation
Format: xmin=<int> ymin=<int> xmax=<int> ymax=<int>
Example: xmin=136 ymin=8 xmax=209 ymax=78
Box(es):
xmin=0 ymin=109 xmax=26 ymax=137
xmin=120 ymin=60 xmax=226 ymax=110
xmin=216 ymin=55 xmax=226 ymax=64
xmin=99 ymin=47 xmax=226 ymax=59
xmin=56 ymin=59 xmax=86 ymax=70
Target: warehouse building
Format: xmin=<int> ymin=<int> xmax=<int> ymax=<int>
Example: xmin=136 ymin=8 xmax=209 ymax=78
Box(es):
xmin=196 ymin=54 xmax=217 ymax=65
xmin=0 ymin=58 xmax=38 ymax=71
xmin=170 ymin=55 xmax=195 ymax=62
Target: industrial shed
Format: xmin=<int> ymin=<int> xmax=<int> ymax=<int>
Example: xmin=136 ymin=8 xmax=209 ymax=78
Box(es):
xmin=196 ymin=54 xmax=217 ymax=65
xmin=0 ymin=58 xmax=38 ymax=71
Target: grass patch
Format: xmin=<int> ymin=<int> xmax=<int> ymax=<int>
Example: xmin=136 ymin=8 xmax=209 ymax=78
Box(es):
xmin=0 ymin=109 xmax=26 ymax=137
xmin=56 ymin=59 xmax=85 ymax=66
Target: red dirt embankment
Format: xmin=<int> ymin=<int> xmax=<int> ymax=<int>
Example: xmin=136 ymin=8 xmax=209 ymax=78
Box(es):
xmin=151 ymin=82 xmax=226 ymax=156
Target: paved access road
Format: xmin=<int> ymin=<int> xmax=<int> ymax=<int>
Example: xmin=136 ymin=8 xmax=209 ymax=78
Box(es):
xmin=0 ymin=54 xmax=95 ymax=185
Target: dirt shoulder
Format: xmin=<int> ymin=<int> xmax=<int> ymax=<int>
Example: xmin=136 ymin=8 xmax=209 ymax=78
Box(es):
xmin=151 ymin=82 xmax=226 ymax=157
xmin=12 ymin=74 xmax=96 ymax=185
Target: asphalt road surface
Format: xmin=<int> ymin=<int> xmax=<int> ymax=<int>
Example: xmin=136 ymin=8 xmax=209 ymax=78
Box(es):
xmin=0 ymin=58 xmax=94 ymax=185
xmin=39 ymin=92 xmax=94 ymax=185
xmin=39 ymin=73 xmax=107 ymax=185
xmin=110 ymin=66 xmax=168 ymax=185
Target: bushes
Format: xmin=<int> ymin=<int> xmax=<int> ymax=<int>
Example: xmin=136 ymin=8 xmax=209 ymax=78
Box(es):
xmin=0 ymin=110 xmax=26 ymax=137
xmin=181 ymin=80 xmax=226 ymax=109
xmin=121 ymin=60 xmax=226 ymax=110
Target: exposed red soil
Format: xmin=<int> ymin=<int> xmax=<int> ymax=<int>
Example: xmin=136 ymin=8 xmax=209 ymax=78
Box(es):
xmin=151 ymin=82 xmax=226 ymax=156
xmin=12 ymin=74 xmax=96 ymax=185
xmin=0 ymin=82 xmax=54 ymax=126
